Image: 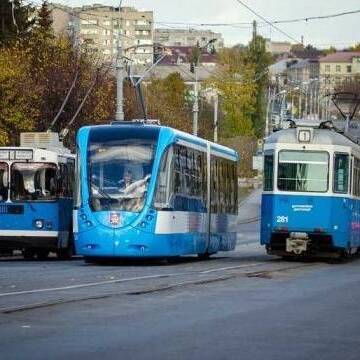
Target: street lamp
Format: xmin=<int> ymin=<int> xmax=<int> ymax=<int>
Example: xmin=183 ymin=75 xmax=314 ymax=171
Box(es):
xmin=191 ymin=38 xmax=218 ymax=136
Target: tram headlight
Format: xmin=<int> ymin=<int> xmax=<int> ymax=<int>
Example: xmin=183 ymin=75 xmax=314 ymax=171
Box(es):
xmin=34 ymin=219 xmax=44 ymax=229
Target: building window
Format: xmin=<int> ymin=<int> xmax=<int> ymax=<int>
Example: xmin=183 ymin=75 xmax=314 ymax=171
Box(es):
xmin=81 ymin=19 xmax=98 ymax=25
xmin=336 ymin=65 xmax=341 ymax=72
xmin=103 ymin=20 xmax=111 ymax=26
xmin=80 ymin=29 xmax=98 ymax=35
xmin=347 ymin=65 xmax=352 ymax=73
xmin=135 ymin=20 xmax=148 ymax=26
xmin=325 ymin=65 xmax=330 ymax=72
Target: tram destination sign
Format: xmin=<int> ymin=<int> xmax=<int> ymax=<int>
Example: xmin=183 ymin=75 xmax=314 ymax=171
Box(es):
xmin=0 ymin=150 xmax=33 ymax=160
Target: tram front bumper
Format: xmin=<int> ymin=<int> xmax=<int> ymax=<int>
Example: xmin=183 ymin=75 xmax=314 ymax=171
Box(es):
xmin=0 ymin=231 xmax=58 ymax=250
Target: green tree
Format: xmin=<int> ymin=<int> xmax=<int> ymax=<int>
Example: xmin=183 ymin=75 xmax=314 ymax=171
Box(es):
xmin=0 ymin=0 xmax=34 ymax=45
xmin=323 ymin=46 xmax=337 ymax=55
xmin=245 ymin=35 xmax=271 ymax=137
xmin=208 ymin=47 xmax=258 ymax=137
xmin=0 ymin=15 xmax=116 ymax=147
xmin=145 ymin=72 xmax=192 ymax=132
xmin=36 ymin=1 xmax=53 ymax=36
xmin=350 ymin=43 xmax=360 ymax=52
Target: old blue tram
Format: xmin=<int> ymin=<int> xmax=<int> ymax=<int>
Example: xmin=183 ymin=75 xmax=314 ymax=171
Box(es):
xmin=74 ymin=121 xmax=239 ymax=260
xmin=261 ymin=121 xmax=360 ymax=258
xmin=0 ymin=132 xmax=75 ymax=259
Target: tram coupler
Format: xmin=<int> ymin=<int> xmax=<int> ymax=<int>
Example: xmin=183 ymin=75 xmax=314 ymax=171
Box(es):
xmin=286 ymin=232 xmax=310 ymax=255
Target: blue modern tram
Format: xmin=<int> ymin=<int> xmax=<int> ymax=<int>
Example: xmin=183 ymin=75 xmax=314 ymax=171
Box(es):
xmin=74 ymin=121 xmax=239 ymax=260
xmin=261 ymin=121 xmax=360 ymax=258
xmin=0 ymin=132 xmax=75 ymax=259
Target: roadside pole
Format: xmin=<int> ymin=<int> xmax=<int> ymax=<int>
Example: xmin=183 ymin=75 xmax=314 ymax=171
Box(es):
xmin=193 ymin=67 xmax=199 ymax=136
xmin=213 ymin=91 xmax=218 ymax=142
xmin=115 ymin=1 xmax=125 ymax=121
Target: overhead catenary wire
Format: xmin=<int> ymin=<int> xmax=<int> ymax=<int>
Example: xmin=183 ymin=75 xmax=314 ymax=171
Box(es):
xmin=155 ymin=8 xmax=360 ymax=27
xmin=48 ymin=68 xmax=80 ymax=132
xmin=233 ymin=0 xmax=302 ymax=44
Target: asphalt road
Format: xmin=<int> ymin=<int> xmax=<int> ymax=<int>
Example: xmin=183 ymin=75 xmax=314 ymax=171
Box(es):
xmin=0 ymin=190 xmax=360 ymax=360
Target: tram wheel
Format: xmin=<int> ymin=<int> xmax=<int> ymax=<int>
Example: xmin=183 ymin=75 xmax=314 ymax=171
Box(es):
xmin=22 ymin=249 xmax=35 ymax=260
xmin=57 ymin=243 xmax=74 ymax=260
xmin=36 ymin=250 xmax=49 ymax=260
xmin=198 ymin=252 xmax=211 ymax=260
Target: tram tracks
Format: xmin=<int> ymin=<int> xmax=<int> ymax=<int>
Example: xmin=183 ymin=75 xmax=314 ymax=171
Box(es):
xmin=0 ymin=261 xmax=321 ymax=314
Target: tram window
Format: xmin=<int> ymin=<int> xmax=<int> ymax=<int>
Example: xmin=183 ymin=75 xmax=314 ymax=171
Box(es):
xmin=277 ymin=151 xmax=329 ymax=192
xmin=210 ymin=156 xmax=237 ymax=215
xmin=154 ymin=146 xmax=172 ymax=208
xmin=58 ymin=161 xmax=75 ymax=198
xmin=352 ymin=158 xmax=360 ymax=197
xmin=155 ymin=145 xmax=207 ymax=212
xmin=263 ymin=154 xmax=274 ymax=191
xmin=0 ymin=163 xmax=8 ymax=201
xmin=334 ymin=154 xmax=349 ymax=193
xmin=11 ymin=163 xmax=57 ymax=201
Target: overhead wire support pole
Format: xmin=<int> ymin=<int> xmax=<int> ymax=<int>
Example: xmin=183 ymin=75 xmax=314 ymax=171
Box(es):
xmin=115 ymin=0 xmax=125 ymax=121
xmin=193 ymin=67 xmax=199 ymax=136
xmin=213 ymin=92 xmax=218 ymax=143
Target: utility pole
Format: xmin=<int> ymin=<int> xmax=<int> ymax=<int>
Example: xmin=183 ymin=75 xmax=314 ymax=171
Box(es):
xmin=252 ymin=20 xmax=257 ymax=40
xmin=304 ymin=84 xmax=308 ymax=119
xmin=115 ymin=1 xmax=125 ymax=121
xmin=213 ymin=92 xmax=218 ymax=142
xmin=193 ymin=68 xmax=199 ymax=136
xmin=265 ymin=86 xmax=272 ymax=137
xmin=299 ymin=91 xmax=302 ymax=119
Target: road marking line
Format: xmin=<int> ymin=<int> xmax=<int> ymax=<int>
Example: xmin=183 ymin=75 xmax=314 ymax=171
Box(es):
xmin=0 ymin=262 xmax=265 ymax=298
xmin=200 ymin=263 xmax=263 ymax=274
xmin=0 ymin=273 xmax=182 ymax=297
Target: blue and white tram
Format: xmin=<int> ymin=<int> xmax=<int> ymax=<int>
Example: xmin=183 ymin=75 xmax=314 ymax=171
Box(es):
xmin=0 ymin=132 xmax=75 ymax=259
xmin=261 ymin=122 xmax=360 ymax=258
xmin=74 ymin=121 xmax=239 ymax=260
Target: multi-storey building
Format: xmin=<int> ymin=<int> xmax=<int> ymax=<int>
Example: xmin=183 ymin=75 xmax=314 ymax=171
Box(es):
xmin=287 ymin=58 xmax=320 ymax=84
xmin=265 ymin=39 xmax=292 ymax=55
xmin=319 ymin=52 xmax=360 ymax=90
xmin=50 ymin=4 xmax=154 ymax=65
xmin=154 ymin=28 xmax=224 ymax=49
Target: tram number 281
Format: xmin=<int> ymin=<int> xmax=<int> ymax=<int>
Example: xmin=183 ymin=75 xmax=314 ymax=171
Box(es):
xmin=276 ymin=216 xmax=289 ymax=224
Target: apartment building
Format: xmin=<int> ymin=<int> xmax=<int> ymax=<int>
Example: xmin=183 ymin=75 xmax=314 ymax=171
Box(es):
xmin=154 ymin=28 xmax=224 ymax=49
xmin=319 ymin=51 xmax=360 ymax=89
xmin=265 ymin=39 xmax=292 ymax=55
xmin=51 ymin=4 xmax=154 ymax=65
xmin=287 ymin=58 xmax=320 ymax=84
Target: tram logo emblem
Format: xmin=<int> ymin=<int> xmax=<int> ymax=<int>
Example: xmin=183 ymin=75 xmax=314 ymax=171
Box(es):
xmin=109 ymin=212 xmax=120 ymax=226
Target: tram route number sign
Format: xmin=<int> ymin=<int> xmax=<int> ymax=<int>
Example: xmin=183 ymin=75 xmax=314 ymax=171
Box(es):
xmin=109 ymin=212 xmax=121 ymax=226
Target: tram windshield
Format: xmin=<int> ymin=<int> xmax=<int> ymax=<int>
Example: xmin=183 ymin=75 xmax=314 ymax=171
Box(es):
xmin=0 ymin=163 xmax=9 ymax=201
xmin=88 ymin=127 xmax=159 ymax=212
xmin=11 ymin=163 xmax=57 ymax=201
xmin=278 ymin=151 xmax=329 ymax=192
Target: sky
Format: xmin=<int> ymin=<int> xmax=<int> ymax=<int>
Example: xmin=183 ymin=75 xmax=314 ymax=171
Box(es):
xmin=53 ymin=0 xmax=360 ymax=48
